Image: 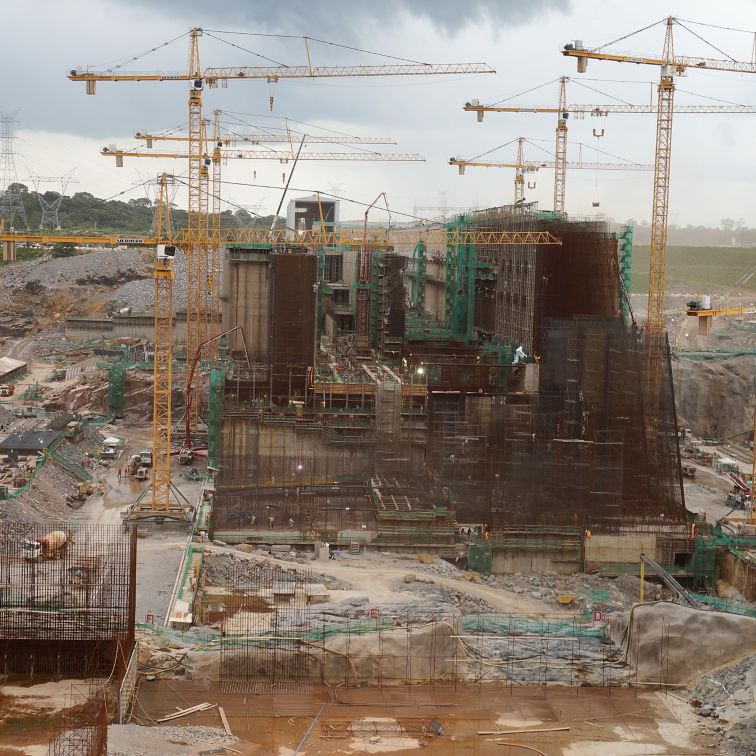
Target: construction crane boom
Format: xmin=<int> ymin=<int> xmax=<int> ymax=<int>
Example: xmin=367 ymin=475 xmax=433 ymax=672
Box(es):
xmin=176 ymin=227 xmax=563 ymax=247
xmin=450 ymin=136 xmax=651 ymax=206
xmin=0 ymin=233 xmax=152 ymax=245
xmin=69 ymin=63 xmax=495 ymax=89
xmin=102 ymin=148 xmax=426 ymax=162
xmin=450 ymin=158 xmax=653 ymax=172
xmin=136 ymin=132 xmax=397 ymax=145
xmin=0 ymin=227 xmax=561 ymax=249
xmin=464 ymin=103 xmax=756 ymax=118
xmin=562 ymin=47 xmax=756 ymax=74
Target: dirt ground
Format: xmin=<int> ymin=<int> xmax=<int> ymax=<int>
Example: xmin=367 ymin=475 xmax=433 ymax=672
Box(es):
xmin=130 ymin=681 xmax=717 ymax=755
xmin=205 ymin=544 xmax=572 ymax=617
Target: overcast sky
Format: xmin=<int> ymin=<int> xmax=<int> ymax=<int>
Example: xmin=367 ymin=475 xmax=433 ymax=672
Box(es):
xmin=4 ymin=0 xmax=756 ymax=226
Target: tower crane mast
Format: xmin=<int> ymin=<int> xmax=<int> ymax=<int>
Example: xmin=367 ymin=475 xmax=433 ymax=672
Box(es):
xmin=560 ymin=17 xmax=756 ymax=403
xmin=128 ymin=173 xmax=191 ymax=521
xmin=151 ymin=174 xmax=174 ymax=514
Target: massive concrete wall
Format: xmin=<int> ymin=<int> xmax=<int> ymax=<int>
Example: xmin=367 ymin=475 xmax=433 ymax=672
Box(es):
xmin=584 ymin=534 xmax=657 ymax=571
xmin=222 ymin=252 xmax=270 ymax=361
xmin=65 ymin=315 xmax=187 ymax=344
xmin=218 ymin=414 xmax=373 ymax=487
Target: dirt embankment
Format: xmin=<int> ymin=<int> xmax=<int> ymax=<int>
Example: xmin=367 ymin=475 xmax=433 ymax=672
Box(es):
xmin=672 ymin=355 xmax=755 ymax=439
xmin=0 ymin=250 xmax=150 ymax=336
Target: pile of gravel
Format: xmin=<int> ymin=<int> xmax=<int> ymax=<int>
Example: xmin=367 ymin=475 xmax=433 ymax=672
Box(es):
xmin=111 ymin=249 xmax=188 ymax=314
xmin=108 ymin=724 xmax=237 ymax=756
xmin=0 ymin=250 xmax=149 ymax=303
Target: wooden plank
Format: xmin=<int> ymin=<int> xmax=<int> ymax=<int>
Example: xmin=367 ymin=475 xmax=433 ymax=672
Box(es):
xmin=478 ymin=726 xmax=569 ymax=735
xmin=157 ymin=702 xmax=216 ymax=722
xmin=219 ymin=706 xmax=233 ymax=737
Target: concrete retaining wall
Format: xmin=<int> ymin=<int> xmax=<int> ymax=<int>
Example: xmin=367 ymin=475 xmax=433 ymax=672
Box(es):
xmin=584 ymin=534 xmax=657 ymax=571
xmin=492 ymin=549 xmax=582 ymax=575
xmin=65 ymin=315 xmax=187 ymax=344
xmin=720 ymin=549 xmax=756 ymax=601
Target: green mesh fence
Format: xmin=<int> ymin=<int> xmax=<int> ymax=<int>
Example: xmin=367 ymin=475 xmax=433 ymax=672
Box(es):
xmin=692 ymin=540 xmax=718 ymax=590
xmin=137 ymin=617 xmax=398 ymax=649
xmin=49 ymin=447 xmax=93 ymax=482
xmin=691 ymin=594 xmax=756 ymax=618
xmin=462 ymin=613 xmax=605 ymax=638
xmin=108 ymin=361 xmax=126 ymax=417
xmin=581 ymin=587 xmax=611 ymax=604
xmin=207 ymin=366 xmax=224 ymax=468
xmin=468 ymin=543 xmax=493 ymax=575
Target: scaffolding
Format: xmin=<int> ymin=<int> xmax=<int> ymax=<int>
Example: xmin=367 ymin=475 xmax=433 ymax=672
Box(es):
xmin=207 ymin=365 xmax=224 ymax=468
xmin=108 ymin=360 xmax=125 ymax=418
xmin=211 ymin=206 xmax=685 ymax=545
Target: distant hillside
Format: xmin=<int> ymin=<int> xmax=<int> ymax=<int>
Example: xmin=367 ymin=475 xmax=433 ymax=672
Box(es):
xmin=631 ymin=245 xmax=756 ymax=294
xmin=7 ymin=183 xmax=280 ymax=234
xmin=628 ymin=222 xmax=756 ymax=247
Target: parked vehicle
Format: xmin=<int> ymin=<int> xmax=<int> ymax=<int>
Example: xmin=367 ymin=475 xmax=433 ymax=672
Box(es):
xmin=21 ymin=530 xmax=68 ymax=561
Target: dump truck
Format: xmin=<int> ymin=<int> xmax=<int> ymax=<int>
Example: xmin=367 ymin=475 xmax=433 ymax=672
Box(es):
xmin=21 ymin=530 xmax=68 ymax=561
xmin=139 ymin=449 xmax=153 ymax=467
xmin=178 ymin=447 xmax=193 ymax=465
xmin=0 ymin=384 xmax=15 ymax=397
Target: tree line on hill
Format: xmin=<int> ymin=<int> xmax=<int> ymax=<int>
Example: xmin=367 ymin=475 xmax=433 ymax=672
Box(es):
xmin=5 ymin=183 xmax=281 ymax=234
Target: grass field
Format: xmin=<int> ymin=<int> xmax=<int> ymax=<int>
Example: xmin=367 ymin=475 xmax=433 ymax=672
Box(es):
xmin=631 ymin=246 xmax=756 ymax=294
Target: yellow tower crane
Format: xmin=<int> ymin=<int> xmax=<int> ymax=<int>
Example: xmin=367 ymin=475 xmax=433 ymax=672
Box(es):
xmin=129 ymin=173 xmax=192 ymax=522
xmin=70 ymin=27 xmax=494 ymax=425
xmin=209 ymin=110 xmax=223 ymax=360
xmin=463 ymin=76 xmax=756 ymax=215
xmin=561 ymin=16 xmax=756 ymax=412
xmin=449 ymin=137 xmax=653 ymax=205
xmin=101 ymin=146 xmax=426 ymax=164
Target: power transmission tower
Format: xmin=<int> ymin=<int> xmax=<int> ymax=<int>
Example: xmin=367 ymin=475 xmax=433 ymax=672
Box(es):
xmin=0 ymin=113 xmax=28 ymax=229
xmin=30 ymin=173 xmax=75 ymax=230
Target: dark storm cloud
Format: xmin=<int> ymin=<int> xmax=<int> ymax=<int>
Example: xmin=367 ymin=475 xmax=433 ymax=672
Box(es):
xmin=129 ymin=0 xmax=570 ymax=36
